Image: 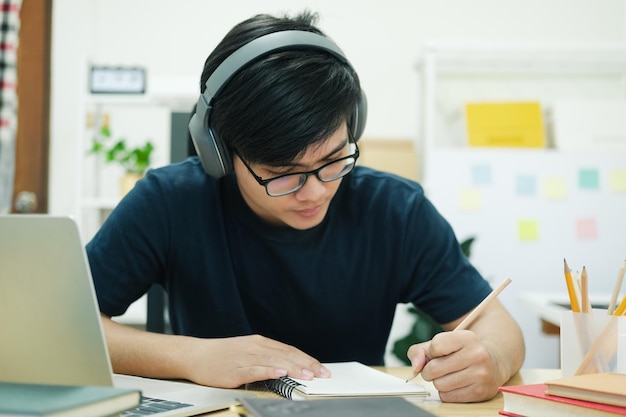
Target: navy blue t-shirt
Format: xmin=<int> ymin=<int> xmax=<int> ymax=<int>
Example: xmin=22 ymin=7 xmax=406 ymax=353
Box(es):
xmin=86 ymin=157 xmax=491 ymax=365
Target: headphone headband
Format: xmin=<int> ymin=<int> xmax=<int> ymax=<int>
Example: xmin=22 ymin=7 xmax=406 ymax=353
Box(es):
xmin=203 ymin=30 xmax=348 ymax=103
xmin=189 ymin=29 xmax=367 ymax=178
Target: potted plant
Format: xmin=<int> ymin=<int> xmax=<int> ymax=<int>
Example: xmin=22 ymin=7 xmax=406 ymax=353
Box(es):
xmin=89 ymin=114 xmax=154 ymax=196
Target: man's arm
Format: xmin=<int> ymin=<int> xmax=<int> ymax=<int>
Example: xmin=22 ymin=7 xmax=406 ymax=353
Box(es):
xmin=100 ymin=314 xmax=330 ymax=388
xmin=407 ymin=300 xmax=525 ymax=402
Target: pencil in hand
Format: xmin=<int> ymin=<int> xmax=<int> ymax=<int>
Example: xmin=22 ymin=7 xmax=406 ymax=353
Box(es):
xmin=405 ymin=278 xmax=512 ymax=383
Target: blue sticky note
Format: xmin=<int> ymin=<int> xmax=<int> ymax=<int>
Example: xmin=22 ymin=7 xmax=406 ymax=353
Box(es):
xmin=471 ymin=164 xmax=492 ymax=186
xmin=516 ymin=175 xmax=536 ymax=196
xmin=579 ymin=169 xmax=599 ymax=190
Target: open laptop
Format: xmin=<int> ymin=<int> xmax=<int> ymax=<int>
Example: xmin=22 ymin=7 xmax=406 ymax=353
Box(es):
xmin=0 ymin=215 xmax=250 ymax=416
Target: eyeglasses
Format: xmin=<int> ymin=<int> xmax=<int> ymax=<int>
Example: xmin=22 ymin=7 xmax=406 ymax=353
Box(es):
xmin=236 ymin=136 xmax=360 ymax=197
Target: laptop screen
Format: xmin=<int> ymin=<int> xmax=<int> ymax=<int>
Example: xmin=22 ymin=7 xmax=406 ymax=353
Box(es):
xmin=0 ymin=215 xmax=114 ymax=386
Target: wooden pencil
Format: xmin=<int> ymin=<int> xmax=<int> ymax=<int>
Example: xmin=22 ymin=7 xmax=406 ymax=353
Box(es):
xmin=608 ymin=260 xmax=626 ymax=314
xmin=614 ymin=294 xmax=626 ymax=316
xmin=581 ymin=266 xmax=590 ymax=313
xmin=564 ymin=259 xmax=580 ymax=313
xmin=454 ymin=278 xmax=512 ymax=331
xmin=405 ymin=278 xmax=512 ymax=383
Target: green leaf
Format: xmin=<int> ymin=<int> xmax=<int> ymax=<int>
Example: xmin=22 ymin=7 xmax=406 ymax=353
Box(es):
xmin=460 ymin=236 xmax=476 ymax=258
xmin=88 ymin=127 xmax=153 ymax=174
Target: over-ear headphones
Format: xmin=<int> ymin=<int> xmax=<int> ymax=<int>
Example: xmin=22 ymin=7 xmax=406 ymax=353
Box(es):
xmin=188 ymin=30 xmax=367 ymax=178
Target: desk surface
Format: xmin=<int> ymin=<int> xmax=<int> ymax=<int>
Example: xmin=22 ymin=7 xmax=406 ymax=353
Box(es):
xmin=207 ymin=367 xmax=561 ymax=417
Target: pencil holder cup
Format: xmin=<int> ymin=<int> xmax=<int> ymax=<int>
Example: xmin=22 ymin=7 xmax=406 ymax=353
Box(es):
xmin=560 ymin=310 xmax=626 ymax=377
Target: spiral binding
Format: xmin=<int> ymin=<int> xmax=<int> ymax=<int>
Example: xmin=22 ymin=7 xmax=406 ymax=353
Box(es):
xmin=263 ymin=376 xmax=304 ymax=399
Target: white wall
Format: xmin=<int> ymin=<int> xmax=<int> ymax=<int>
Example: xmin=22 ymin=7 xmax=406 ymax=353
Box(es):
xmin=49 ymin=0 xmax=626 ymax=367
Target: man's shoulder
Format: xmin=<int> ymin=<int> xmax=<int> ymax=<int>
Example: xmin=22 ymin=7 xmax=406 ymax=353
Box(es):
xmin=125 ymin=157 xmax=224 ymax=211
xmin=347 ymin=165 xmax=425 ymax=197
xmin=146 ymin=157 xmax=217 ymax=191
xmin=335 ymin=166 xmax=428 ymax=222
xmin=149 ymin=156 xmax=204 ymax=178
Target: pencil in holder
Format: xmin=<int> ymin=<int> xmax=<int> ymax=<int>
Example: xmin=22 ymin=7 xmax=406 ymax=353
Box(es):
xmin=560 ymin=310 xmax=626 ymax=377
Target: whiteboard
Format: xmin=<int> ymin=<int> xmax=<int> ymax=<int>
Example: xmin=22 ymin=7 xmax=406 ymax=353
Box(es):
xmin=424 ymin=148 xmax=626 ymax=367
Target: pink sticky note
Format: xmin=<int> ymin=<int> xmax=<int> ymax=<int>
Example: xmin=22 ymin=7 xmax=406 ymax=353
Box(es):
xmin=576 ymin=218 xmax=597 ymax=239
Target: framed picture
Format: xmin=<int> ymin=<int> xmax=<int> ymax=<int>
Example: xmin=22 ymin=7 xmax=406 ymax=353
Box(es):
xmin=89 ymin=66 xmax=146 ymax=94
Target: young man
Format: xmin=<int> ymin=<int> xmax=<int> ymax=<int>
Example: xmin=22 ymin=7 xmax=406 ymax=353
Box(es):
xmin=87 ymin=11 xmax=524 ymax=403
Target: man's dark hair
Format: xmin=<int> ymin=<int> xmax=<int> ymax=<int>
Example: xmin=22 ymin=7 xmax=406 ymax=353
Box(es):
xmin=200 ymin=11 xmax=362 ymax=167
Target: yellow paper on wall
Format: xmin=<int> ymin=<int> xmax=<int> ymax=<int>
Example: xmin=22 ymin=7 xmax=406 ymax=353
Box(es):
xmin=465 ymin=101 xmax=546 ymax=148
xmin=518 ymin=220 xmax=539 ymax=241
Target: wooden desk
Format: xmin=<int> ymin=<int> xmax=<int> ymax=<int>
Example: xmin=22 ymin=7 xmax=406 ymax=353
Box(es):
xmin=204 ymin=367 xmax=561 ymax=417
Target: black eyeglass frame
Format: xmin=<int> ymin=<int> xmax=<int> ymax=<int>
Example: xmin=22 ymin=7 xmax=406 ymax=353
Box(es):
xmin=235 ymin=134 xmax=360 ymax=197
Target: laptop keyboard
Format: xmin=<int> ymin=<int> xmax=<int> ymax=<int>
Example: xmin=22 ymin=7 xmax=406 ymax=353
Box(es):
xmin=122 ymin=396 xmax=193 ymax=416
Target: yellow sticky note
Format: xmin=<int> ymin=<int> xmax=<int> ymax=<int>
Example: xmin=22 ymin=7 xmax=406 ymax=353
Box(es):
xmin=465 ymin=101 xmax=546 ymax=148
xmin=543 ymin=177 xmax=567 ymax=199
xmin=458 ymin=188 xmax=482 ymax=211
xmin=610 ymin=170 xmax=626 ymax=192
xmin=518 ymin=220 xmax=539 ymax=241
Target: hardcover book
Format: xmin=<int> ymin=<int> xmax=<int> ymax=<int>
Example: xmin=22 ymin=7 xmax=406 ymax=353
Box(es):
xmin=545 ymin=372 xmax=626 ymax=407
xmin=0 ymin=381 xmax=140 ymax=417
xmin=499 ymin=383 xmax=626 ymax=417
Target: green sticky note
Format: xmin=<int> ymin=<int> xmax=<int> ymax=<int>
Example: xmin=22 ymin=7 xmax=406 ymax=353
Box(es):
xmin=518 ymin=220 xmax=539 ymax=241
xmin=578 ymin=169 xmax=599 ymax=190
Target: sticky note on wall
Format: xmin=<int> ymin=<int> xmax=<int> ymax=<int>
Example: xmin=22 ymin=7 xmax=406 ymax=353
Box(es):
xmin=576 ymin=218 xmax=598 ymax=239
xmin=578 ymin=169 xmax=599 ymax=190
xmin=518 ymin=220 xmax=539 ymax=241
xmin=471 ymin=164 xmax=492 ymax=186
xmin=610 ymin=170 xmax=626 ymax=192
xmin=516 ymin=174 xmax=537 ymax=196
xmin=459 ymin=188 xmax=482 ymax=211
xmin=465 ymin=101 xmax=546 ymax=148
xmin=543 ymin=177 xmax=567 ymax=199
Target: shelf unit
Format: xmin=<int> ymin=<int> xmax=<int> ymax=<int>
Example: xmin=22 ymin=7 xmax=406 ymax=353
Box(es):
xmin=75 ymin=85 xmax=197 ymax=243
xmin=74 ymin=77 xmax=197 ymax=328
xmin=416 ymin=40 xmax=626 ymax=182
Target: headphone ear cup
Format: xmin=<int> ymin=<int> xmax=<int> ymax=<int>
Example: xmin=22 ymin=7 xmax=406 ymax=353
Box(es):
xmin=189 ymin=110 xmax=233 ymax=178
xmin=350 ymin=91 xmax=368 ymax=141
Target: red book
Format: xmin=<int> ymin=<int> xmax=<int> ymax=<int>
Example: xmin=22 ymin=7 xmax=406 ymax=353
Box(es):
xmin=499 ymin=412 xmax=525 ymax=417
xmin=498 ymin=383 xmax=626 ymax=417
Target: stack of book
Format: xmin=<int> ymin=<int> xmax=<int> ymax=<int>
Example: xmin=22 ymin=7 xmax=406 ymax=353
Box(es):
xmin=0 ymin=381 xmax=140 ymax=417
xmin=499 ymin=372 xmax=626 ymax=417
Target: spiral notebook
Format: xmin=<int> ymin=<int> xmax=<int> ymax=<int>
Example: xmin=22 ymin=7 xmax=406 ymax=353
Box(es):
xmin=263 ymin=362 xmax=428 ymax=401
